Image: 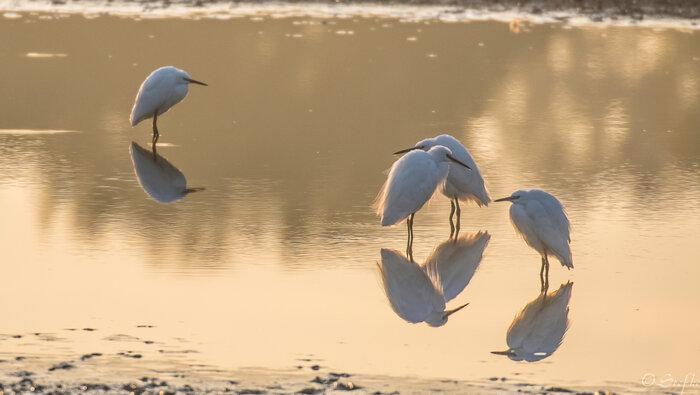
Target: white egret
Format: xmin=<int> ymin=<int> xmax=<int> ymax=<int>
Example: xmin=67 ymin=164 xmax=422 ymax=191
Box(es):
xmin=130 ymin=66 xmax=207 ymax=145
xmin=375 ymin=145 xmax=471 ymax=260
xmin=423 ymin=231 xmax=490 ymax=302
xmin=129 ymin=142 xmax=204 ymax=203
xmin=394 ymin=134 xmax=490 ymax=237
xmin=495 ymin=189 xmax=573 ymax=279
xmin=492 ymin=282 xmax=573 ymax=362
xmin=377 ymin=248 xmax=469 ymax=327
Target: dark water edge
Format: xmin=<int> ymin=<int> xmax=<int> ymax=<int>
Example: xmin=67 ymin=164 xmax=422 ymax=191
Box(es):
xmin=29 ymin=0 xmax=700 ymax=20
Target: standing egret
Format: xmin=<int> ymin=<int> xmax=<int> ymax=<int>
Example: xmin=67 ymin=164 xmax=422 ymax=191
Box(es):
xmin=130 ymin=66 xmax=207 ymax=145
xmin=377 ymin=248 xmax=469 ymax=327
xmin=394 ymin=135 xmax=490 ymax=238
xmin=495 ymin=190 xmax=573 ymax=280
xmin=375 ymin=145 xmax=471 ymax=260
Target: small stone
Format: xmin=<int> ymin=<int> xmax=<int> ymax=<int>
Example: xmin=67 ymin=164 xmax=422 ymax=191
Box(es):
xmin=334 ymin=381 xmax=360 ymax=391
xmin=310 ymin=365 xmax=320 ymax=371
xmin=48 ymin=362 xmax=74 ymax=371
xmin=82 ymin=383 xmax=111 ymax=391
xmin=546 ymin=387 xmax=574 ymax=393
xmin=298 ymin=388 xmax=321 ymax=395
xmin=80 ymin=353 xmax=102 ymax=361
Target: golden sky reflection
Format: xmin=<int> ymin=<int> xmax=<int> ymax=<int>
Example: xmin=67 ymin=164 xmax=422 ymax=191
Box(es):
xmin=0 ymin=14 xmax=699 ymax=389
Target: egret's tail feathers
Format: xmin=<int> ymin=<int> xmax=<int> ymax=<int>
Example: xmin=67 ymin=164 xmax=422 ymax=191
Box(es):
xmin=471 ymin=186 xmax=492 ymax=207
xmin=558 ymin=253 xmax=574 ymax=269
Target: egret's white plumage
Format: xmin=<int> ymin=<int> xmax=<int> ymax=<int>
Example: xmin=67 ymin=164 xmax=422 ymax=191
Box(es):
xmin=412 ymin=134 xmax=490 ymax=206
xmin=496 ymin=189 xmax=573 ymax=269
xmin=377 ymin=248 xmax=468 ymax=327
xmin=130 ymin=66 xmax=207 ymax=144
xmin=129 ymin=141 xmax=203 ymax=203
xmin=376 ymin=146 xmax=449 ymax=226
xmin=423 ymin=231 xmax=490 ymax=302
xmin=393 ymin=134 xmax=489 ymax=236
xmin=376 ymin=145 xmax=472 ymax=225
xmin=375 ymin=145 xmax=471 ymax=259
xmin=493 ymin=282 xmax=573 ymax=362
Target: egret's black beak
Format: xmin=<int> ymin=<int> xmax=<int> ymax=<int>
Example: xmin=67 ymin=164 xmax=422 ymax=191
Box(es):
xmin=447 ymin=154 xmax=471 ymax=170
xmin=184 ymin=187 xmax=206 ymax=194
xmin=393 ymin=147 xmax=420 ymax=155
xmin=491 ymin=350 xmax=515 ymax=356
xmin=495 ymin=196 xmax=518 ymax=202
xmin=441 ymin=302 xmax=469 ymax=319
xmin=184 ymin=77 xmax=208 ymax=86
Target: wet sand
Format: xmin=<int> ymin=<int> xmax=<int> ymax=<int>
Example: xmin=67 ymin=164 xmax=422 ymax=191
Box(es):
xmin=1 ymin=340 xmax=625 ymax=395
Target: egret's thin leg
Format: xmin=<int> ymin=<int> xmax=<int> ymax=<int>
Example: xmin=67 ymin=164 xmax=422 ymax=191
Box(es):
xmin=152 ymin=112 xmax=160 ymax=145
xmin=540 ymin=256 xmax=547 ymax=294
xmin=455 ymin=199 xmax=461 ymax=238
xmin=543 ymin=251 xmax=550 ymax=293
xmin=407 ymin=213 xmax=415 ymax=261
xmin=151 ymin=140 xmax=158 ymax=161
xmin=449 ymin=200 xmax=456 ymax=239
xmin=406 ymin=216 xmax=412 ymax=259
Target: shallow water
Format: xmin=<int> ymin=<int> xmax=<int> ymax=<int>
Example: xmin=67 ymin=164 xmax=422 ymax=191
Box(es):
xmin=0 ymin=11 xmax=699 ymax=392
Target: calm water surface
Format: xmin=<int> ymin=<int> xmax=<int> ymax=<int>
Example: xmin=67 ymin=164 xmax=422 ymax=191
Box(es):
xmin=1 ymin=12 xmax=699 ymax=390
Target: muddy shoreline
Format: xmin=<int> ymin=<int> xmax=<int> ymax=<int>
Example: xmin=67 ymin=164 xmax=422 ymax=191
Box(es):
xmin=198 ymin=0 xmax=700 ymax=19
xmin=1 ymin=0 xmax=699 ymax=22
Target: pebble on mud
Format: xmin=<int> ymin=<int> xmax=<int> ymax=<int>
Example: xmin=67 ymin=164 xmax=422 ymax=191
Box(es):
xmin=48 ymin=362 xmax=75 ymax=371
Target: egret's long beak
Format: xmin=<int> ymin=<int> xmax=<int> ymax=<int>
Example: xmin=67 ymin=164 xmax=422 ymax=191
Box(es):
xmin=491 ymin=349 xmax=515 ymax=356
xmin=393 ymin=147 xmax=420 ymax=155
xmin=184 ymin=77 xmax=208 ymax=86
xmin=442 ymin=302 xmax=469 ymax=319
xmin=494 ymin=196 xmax=518 ymax=202
xmin=447 ymin=154 xmax=471 ymax=170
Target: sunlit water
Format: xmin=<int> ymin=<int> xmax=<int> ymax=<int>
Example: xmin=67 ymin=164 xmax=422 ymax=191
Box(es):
xmin=1 ymin=11 xmax=699 ymax=392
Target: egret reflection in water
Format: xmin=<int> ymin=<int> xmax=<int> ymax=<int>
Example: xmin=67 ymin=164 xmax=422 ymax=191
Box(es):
xmin=129 ymin=141 xmax=204 ymax=203
xmin=423 ymin=231 xmax=490 ymax=302
xmin=492 ymin=281 xmax=573 ymax=362
xmin=377 ymin=232 xmax=489 ymax=327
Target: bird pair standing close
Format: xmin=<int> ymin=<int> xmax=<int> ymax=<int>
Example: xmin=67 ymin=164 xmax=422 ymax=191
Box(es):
xmin=375 ymin=135 xmax=573 ymax=276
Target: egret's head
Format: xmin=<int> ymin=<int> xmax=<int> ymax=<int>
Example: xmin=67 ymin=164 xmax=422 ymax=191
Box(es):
xmin=426 ymin=145 xmax=471 ymax=169
xmin=494 ymin=190 xmax=527 ymax=203
xmin=180 ymin=70 xmax=208 ymax=86
xmin=426 ymin=303 xmax=469 ymax=327
xmin=393 ymin=137 xmax=437 ymax=155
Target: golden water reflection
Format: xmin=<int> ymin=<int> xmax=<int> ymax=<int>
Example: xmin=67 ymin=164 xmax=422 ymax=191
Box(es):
xmin=0 ymin=14 xmax=698 ymax=389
